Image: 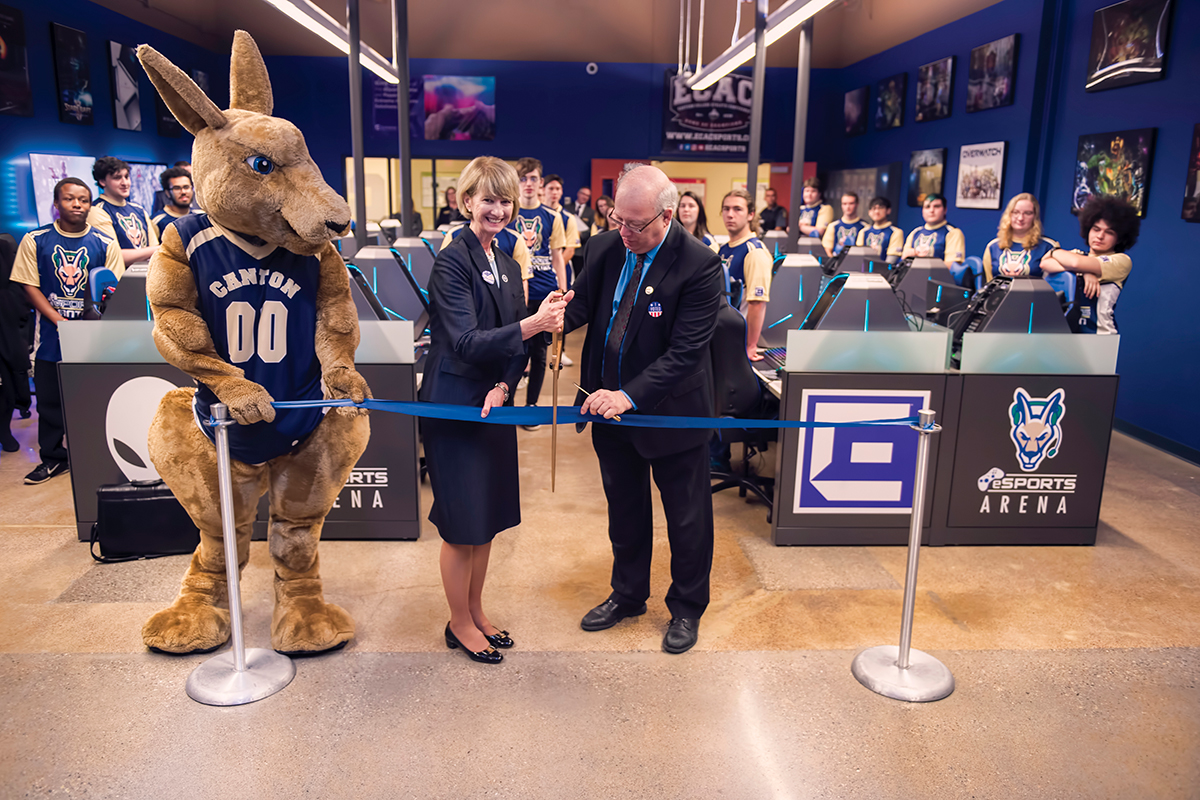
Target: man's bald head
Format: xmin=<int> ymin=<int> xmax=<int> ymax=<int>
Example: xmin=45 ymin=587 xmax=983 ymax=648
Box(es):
xmin=613 ymin=165 xmax=677 ymax=253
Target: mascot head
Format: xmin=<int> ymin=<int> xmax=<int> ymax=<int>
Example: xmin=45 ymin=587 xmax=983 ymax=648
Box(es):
xmin=137 ymin=31 xmax=351 ymax=256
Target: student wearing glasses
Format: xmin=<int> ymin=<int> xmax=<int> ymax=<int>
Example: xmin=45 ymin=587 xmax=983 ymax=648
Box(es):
xmin=982 ymin=193 xmax=1058 ymax=281
xmin=151 ymin=167 xmax=198 ymax=239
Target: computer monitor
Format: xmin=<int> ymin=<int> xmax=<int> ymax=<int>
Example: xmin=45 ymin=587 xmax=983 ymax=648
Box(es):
xmin=925 ymin=279 xmax=974 ymax=327
xmin=347 ymin=265 xmax=389 ymax=320
xmin=800 ymin=273 xmax=909 ymax=332
xmin=762 ymin=230 xmax=792 ymax=255
xmin=818 ymin=246 xmax=852 ymax=276
xmin=101 ymin=263 xmax=152 ymax=320
xmin=757 ymin=254 xmax=823 ymax=349
xmin=799 ymin=273 xmax=849 ymax=330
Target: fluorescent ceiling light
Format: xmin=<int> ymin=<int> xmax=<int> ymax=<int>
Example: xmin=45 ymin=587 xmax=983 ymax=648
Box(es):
xmin=687 ymin=0 xmax=836 ymax=91
xmin=261 ymin=0 xmax=399 ymax=84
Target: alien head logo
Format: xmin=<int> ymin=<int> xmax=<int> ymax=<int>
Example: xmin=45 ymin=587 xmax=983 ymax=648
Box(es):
xmin=1008 ymin=387 xmax=1066 ymax=472
xmin=52 ymin=245 xmax=89 ymax=298
xmin=105 ymin=376 xmax=179 ymax=482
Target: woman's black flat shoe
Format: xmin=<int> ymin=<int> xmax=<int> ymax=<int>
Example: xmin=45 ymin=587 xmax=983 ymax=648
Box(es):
xmin=485 ymin=630 xmax=514 ymax=649
xmin=445 ymin=623 xmax=503 ymax=664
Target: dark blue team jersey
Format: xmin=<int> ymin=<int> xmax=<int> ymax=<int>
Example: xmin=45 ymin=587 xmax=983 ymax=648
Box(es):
xmin=21 ymin=224 xmax=112 ymax=361
xmin=515 ymin=205 xmax=563 ymax=302
xmin=93 ymin=196 xmax=153 ymax=250
xmin=174 ymin=214 xmax=326 ymax=464
xmin=827 ymin=219 xmax=869 ymax=254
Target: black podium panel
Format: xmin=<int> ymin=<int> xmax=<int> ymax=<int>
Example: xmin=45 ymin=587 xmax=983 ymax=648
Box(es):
xmin=930 ymin=373 xmax=1118 ymax=545
xmin=60 ymin=362 xmax=421 ymax=542
xmin=773 ymin=372 xmax=949 ymax=545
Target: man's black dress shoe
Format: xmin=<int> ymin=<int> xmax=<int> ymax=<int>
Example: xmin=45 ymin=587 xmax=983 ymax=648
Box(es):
xmin=580 ymin=598 xmax=647 ymax=631
xmin=485 ymin=630 xmax=514 ymax=649
xmin=444 ymin=623 xmax=503 ymax=664
xmin=662 ymin=618 xmax=699 ymax=654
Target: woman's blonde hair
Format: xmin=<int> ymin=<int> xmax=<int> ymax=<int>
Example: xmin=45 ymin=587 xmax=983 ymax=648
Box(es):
xmin=997 ymin=192 xmax=1043 ymax=250
xmin=457 ymin=157 xmax=520 ymax=224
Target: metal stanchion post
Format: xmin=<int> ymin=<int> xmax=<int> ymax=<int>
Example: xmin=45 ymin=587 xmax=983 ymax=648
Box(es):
xmin=185 ymin=403 xmax=295 ymax=706
xmin=851 ymin=408 xmax=954 ymax=702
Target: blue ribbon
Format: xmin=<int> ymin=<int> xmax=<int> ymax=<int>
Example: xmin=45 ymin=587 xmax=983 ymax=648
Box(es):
xmin=272 ymin=399 xmax=918 ymax=430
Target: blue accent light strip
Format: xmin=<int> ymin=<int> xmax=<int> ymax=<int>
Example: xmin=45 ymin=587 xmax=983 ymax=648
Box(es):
xmin=1028 ymin=302 xmax=1034 ymax=333
xmin=381 ymin=305 xmax=408 ymax=321
xmin=768 ymin=313 xmax=794 ymax=329
xmin=864 ymin=299 xmax=870 ymax=331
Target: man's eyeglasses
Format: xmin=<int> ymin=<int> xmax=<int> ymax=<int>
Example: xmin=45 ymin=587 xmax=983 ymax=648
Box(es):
xmin=608 ymin=208 xmax=663 ymax=234
xmin=169 ymin=185 xmax=192 ymax=193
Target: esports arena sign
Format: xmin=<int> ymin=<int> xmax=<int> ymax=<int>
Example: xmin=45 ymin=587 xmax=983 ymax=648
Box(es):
xmin=662 ymin=69 xmax=752 ymax=156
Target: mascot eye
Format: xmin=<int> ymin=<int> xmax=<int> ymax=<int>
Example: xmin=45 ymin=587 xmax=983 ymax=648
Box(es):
xmin=246 ymin=155 xmax=276 ymax=175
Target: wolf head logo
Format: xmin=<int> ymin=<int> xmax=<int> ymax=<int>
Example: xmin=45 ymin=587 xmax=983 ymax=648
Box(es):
xmin=516 ymin=215 xmax=543 ymax=253
xmin=52 ymin=245 xmax=89 ymax=297
xmin=1008 ymin=387 xmax=1066 ymax=472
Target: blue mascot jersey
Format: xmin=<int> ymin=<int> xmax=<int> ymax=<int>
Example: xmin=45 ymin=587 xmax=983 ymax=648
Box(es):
xmin=175 ymin=214 xmax=326 ymax=464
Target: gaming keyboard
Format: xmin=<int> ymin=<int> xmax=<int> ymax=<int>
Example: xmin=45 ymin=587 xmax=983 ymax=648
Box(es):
xmin=760 ymin=347 xmax=787 ymax=371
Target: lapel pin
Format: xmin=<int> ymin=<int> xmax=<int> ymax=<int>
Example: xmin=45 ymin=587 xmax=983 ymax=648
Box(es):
xmin=645 ymin=286 xmax=654 ymax=295
xmin=501 ymin=273 xmax=509 ymax=283
xmin=648 ymin=301 xmax=663 ymax=317
xmin=482 ymin=270 xmax=496 ymax=285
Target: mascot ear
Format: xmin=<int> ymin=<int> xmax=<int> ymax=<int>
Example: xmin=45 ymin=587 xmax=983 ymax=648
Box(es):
xmin=229 ymin=30 xmax=273 ymax=115
xmin=137 ymin=45 xmax=227 ymax=135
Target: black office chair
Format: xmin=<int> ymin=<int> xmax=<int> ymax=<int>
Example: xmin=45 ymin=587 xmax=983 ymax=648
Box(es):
xmin=709 ymin=301 xmax=779 ymax=521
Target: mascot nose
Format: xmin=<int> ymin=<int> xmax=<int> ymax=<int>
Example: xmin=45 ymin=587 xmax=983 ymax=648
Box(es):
xmin=326 ymin=219 xmax=350 ymax=234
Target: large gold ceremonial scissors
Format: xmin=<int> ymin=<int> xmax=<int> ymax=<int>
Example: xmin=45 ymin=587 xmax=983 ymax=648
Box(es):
xmin=550 ymin=293 xmax=566 ymax=492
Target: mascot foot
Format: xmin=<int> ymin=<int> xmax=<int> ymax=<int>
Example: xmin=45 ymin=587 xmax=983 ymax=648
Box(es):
xmin=142 ymin=597 xmax=232 ymax=655
xmin=271 ymin=578 xmax=355 ymax=656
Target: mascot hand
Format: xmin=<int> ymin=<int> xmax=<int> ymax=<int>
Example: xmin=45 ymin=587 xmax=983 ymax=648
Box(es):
xmin=218 ymin=377 xmax=277 ymax=425
xmin=325 ymin=366 xmax=372 ymax=416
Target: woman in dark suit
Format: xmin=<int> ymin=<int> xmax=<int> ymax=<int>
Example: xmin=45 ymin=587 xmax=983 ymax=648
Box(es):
xmin=419 ymin=156 xmax=569 ymax=664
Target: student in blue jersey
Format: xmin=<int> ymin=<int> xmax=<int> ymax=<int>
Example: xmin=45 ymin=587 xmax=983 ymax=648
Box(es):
xmin=11 ymin=178 xmax=123 ymax=484
xmin=87 ymin=156 xmax=159 ymax=267
xmin=796 ymin=177 xmax=835 ymax=239
xmin=856 ymin=196 xmax=905 ymax=263
xmin=513 ymin=157 xmax=567 ymax=424
xmin=150 ymin=166 xmax=197 ymax=240
xmin=542 ymin=174 xmax=581 ymax=265
xmin=677 ymin=191 xmax=718 ymax=252
xmin=719 ymin=189 xmax=772 ymax=362
xmin=982 ymin=193 xmax=1058 ymax=281
xmin=822 ymin=192 xmax=869 ymax=257
xmin=1039 ymin=195 xmax=1139 ymax=335
xmin=903 ymin=193 xmax=965 ymax=266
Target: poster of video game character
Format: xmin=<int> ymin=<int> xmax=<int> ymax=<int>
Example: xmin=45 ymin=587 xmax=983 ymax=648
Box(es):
xmin=967 ymin=34 xmax=1017 ymax=112
xmin=51 ymin=24 xmax=92 ymax=125
xmin=1086 ymin=0 xmax=1173 ymax=92
xmin=1072 ymin=128 xmax=1155 ymax=216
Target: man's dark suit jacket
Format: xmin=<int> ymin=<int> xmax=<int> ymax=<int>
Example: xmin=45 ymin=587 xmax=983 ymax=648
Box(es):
xmin=572 ymin=202 xmax=596 ymax=228
xmin=565 ymin=222 xmax=723 ymax=459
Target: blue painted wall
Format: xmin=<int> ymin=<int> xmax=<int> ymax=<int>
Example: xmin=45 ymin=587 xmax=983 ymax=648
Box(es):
xmin=268 ymin=55 xmax=801 ymax=199
xmin=0 ymin=0 xmax=226 ymax=236
xmin=1041 ymin=0 xmax=1200 ymax=453
xmin=807 ymin=0 xmax=1051 ymax=252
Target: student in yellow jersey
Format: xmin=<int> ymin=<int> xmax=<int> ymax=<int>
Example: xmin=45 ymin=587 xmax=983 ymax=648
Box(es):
xmin=1039 ymin=195 xmax=1139 ymax=334
xmin=677 ymin=191 xmax=718 ymax=252
xmin=514 ymin=157 xmax=567 ymax=425
xmin=903 ymin=194 xmax=965 ymax=266
xmin=796 ymin=177 xmax=835 ymax=239
xmin=150 ymin=167 xmax=197 ymax=240
xmin=87 ymin=156 xmax=159 ymax=267
xmin=718 ymin=190 xmax=772 ymax=362
xmin=856 ymin=196 xmax=905 ymax=263
xmin=822 ymin=192 xmax=869 ymax=257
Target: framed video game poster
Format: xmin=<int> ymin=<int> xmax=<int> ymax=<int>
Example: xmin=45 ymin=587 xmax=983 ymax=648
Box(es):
xmin=915 ymin=56 xmax=953 ymax=122
xmin=0 ymin=4 xmax=33 ymax=116
xmin=1072 ymin=128 xmax=1155 ymax=216
xmin=1086 ymin=0 xmax=1173 ymax=92
xmin=51 ymin=23 xmax=93 ymax=125
xmin=956 ymin=141 xmax=1006 ymax=210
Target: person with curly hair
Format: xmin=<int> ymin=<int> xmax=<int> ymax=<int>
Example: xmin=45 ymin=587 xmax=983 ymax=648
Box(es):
xmin=982 ymin=193 xmax=1059 ymax=281
xmin=1040 ymin=195 xmax=1140 ymax=334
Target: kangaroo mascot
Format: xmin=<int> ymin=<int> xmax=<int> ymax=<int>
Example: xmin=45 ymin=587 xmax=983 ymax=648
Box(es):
xmin=137 ymin=32 xmax=370 ymax=655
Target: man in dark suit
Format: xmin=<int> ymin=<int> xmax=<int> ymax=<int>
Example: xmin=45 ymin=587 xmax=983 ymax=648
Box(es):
xmin=570 ymin=186 xmax=596 ymax=228
xmin=564 ymin=164 xmax=723 ymax=654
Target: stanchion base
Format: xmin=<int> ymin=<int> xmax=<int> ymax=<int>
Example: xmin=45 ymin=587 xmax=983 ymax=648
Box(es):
xmin=186 ymin=648 xmax=296 ymax=706
xmin=851 ymin=645 xmax=954 ymax=703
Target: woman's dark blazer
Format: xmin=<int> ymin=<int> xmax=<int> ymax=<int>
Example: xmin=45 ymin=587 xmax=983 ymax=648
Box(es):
xmin=418 ymin=226 xmax=528 ymax=544
xmin=419 ymin=227 xmax=528 ymax=406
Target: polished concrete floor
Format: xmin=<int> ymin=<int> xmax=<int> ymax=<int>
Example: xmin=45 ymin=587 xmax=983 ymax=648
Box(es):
xmin=2 ymin=350 xmax=1199 ymax=798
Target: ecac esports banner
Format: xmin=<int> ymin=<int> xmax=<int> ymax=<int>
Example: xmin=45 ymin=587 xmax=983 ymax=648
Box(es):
xmin=662 ymin=70 xmax=752 ymax=156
